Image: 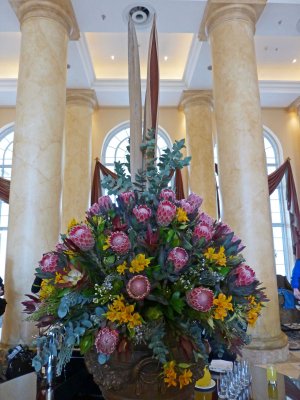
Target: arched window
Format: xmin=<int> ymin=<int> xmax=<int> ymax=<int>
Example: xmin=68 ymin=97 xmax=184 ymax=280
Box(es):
xmin=264 ymin=127 xmax=291 ymax=278
xmin=0 ymin=123 xmax=14 ymax=281
xmin=101 ymin=122 xmax=172 ymax=171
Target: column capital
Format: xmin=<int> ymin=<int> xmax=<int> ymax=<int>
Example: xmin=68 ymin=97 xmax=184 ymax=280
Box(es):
xmin=9 ymin=0 xmax=80 ymax=40
xmin=199 ymin=1 xmax=266 ymax=41
xmin=179 ymin=90 xmax=213 ymax=112
xmin=66 ymin=89 xmax=98 ymax=109
xmin=288 ymin=96 xmax=300 ymax=116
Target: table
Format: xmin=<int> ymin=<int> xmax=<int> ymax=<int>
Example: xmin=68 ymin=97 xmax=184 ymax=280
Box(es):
xmin=194 ymin=365 xmax=300 ymax=400
xmin=1 ymin=365 xmax=300 ymax=400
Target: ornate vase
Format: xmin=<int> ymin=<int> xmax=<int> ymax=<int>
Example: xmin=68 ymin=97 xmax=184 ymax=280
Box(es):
xmin=84 ymin=346 xmax=205 ymax=400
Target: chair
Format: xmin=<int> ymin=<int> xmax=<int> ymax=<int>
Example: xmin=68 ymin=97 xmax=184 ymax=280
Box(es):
xmin=277 ymin=274 xmax=300 ymax=325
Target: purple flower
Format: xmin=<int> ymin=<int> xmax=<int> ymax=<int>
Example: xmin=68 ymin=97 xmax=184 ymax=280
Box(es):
xmin=179 ymin=199 xmax=194 ymax=214
xmin=109 ymin=231 xmax=131 ymax=254
xmin=168 ymin=247 xmax=189 ymax=272
xmin=87 ymin=202 xmax=101 ymax=216
xmin=235 ymin=264 xmax=256 ymax=286
xmin=119 ymin=191 xmax=135 ymax=205
xmin=193 ymin=224 xmax=213 ymax=242
xmin=98 ymin=195 xmax=112 ymax=211
xmin=127 ymin=275 xmax=151 ymax=300
xmin=232 ymin=235 xmax=244 ymax=252
xmin=39 ymin=253 xmax=59 ymax=273
xmin=186 ymin=287 xmax=214 ymax=312
xmin=95 ymin=327 xmax=119 ymax=355
xmin=156 ymin=200 xmax=177 ymax=226
xmin=187 ymin=193 xmax=203 ymax=212
xmin=133 ymin=205 xmax=152 ymax=223
xmin=69 ymin=224 xmax=95 ymax=251
xmin=198 ymin=212 xmax=214 ymax=227
xmin=159 ymin=189 xmax=176 ymax=202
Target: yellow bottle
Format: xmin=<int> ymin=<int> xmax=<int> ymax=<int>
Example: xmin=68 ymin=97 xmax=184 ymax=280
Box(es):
xmin=268 ymin=383 xmax=278 ymax=400
xmin=195 ymin=366 xmax=211 ymax=387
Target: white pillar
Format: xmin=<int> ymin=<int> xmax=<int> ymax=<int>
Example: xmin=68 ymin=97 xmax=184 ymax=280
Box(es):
xmin=203 ymin=1 xmax=288 ymax=363
xmin=180 ymin=90 xmax=217 ymax=218
xmin=2 ymin=0 xmax=79 ymax=346
xmin=61 ymin=89 xmax=97 ymax=232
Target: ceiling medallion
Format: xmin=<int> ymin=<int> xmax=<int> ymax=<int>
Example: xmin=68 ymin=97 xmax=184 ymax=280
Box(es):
xmin=123 ymin=3 xmax=155 ymax=29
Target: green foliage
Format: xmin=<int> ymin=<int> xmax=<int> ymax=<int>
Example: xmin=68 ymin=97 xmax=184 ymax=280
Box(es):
xmin=102 ymin=134 xmax=191 ymax=196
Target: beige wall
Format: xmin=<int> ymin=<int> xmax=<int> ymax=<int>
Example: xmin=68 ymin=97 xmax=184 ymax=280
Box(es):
xmin=262 ymin=108 xmax=300 ymax=197
xmin=0 ymin=108 xmax=16 ymax=129
xmin=1 ymin=106 xmax=299 ymax=199
xmin=92 ymin=107 xmax=188 ymax=194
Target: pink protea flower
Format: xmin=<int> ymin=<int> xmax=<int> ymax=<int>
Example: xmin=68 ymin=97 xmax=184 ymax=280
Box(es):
xmin=127 ymin=275 xmax=151 ymax=300
xmin=55 ymin=242 xmax=68 ymax=252
xmin=119 ymin=191 xmax=135 ymax=205
xmin=95 ymin=327 xmax=119 ymax=355
xmin=187 ymin=193 xmax=203 ymax=212
xmin=179 ymin=199 xmax=194 ymax=214
xmin=39 ymin=253 xmax=59 ymax=273
xmin=168 ymin=247 xmax=189 ymax=272
xmin=159 ymin=188 xmax=176 ymax=202
xmin=133 ymin=205 xmax=152 ymax=223
xmin=156 ymin=200 xmax=177 ymax=226
xmin=198 ymin=212 xmax=214 ymax=227
xmin=193 ymin=224 xmax=213 ymax=242
xmin=186 ymin=287 xmax=214 ymax=312
xmin=87 ymin=202 xmax=100 ymax=216
xmin=109 ymin=231 xmax=131 ymax=254
xmin=214 ymin=222 xmax=233 ymax=239
xmin=98 ymin=195 xmax=112 ymax=211
xmin=232 ymin=235 xmax=244 ymax=252
xmin=69 ymin=224 xmax=95 ymax=251
xmin=235 ymin=264 xmax=256 ymax=286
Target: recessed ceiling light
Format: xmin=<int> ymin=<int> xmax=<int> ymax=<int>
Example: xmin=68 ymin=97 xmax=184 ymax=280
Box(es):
xmin=292 ymin=59 xmax=297 ymax=63
xmin=111 ymin=55 xmax=115 ymax=60
xmin=164 ymin=56 xmax=168 ymax=61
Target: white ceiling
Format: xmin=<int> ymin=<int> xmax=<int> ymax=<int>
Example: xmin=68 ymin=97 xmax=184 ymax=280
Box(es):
xmin=0 ymin=0 xmax=300 ymax=108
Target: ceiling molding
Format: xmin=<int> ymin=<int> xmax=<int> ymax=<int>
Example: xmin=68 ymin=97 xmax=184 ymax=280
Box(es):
xmin=258 ymin=80 xmax=300 ymax=94
xmin=182 ymin=34 xmax=203 ymax=87
xmin=76 ymin=34 xmax=96 ymax=86
xmin=92 ymin=79 xmax=186 ymax=92
xmin=0 ymin=78 xmax=18 ymax=90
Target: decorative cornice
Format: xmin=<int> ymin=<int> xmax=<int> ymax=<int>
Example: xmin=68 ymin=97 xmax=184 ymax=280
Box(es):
xmin=179 ymin=90 xmax=213 ymax=111
xmin=199 ymin=1 xmax=267 ymax=41
xmin=182 ymin=34 xmax=204 ymax=88
xmin=287 ymin=96 xmax=300 ymax=114
xmin=66 ymin=89 xmax=98 ymax=109
xmin=76 ymin=35 xmax=96 ymax=87
xmin=9 ymin=0 xmax=80 ymax=40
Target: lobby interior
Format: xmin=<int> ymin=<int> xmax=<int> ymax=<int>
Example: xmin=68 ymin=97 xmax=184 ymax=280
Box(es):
xmin=0 ymin=0 xmax=300 ymax=398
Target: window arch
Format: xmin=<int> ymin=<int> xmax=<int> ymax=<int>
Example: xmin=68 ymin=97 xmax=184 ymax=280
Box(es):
xmin=101 ymin=121 xmax=172 ymax=171
xmin=264 ymin=126 xmax=291 ymax=278
xmin=0 ymin=123 xmax=14 ymax=283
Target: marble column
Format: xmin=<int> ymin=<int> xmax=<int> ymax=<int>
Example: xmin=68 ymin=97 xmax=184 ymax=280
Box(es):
xmin=61 ymin=89 xmax=98 ymax=232
xmin=2 ymin=0 xmax=79 ymax=346
xmin=203 ymin=2 xmax=288 ymax=363
xmin=180 ymin=90 xmax=217 ymax=218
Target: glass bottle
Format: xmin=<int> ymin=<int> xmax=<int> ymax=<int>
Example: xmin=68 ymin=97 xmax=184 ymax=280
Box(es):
xmin=267 ymin=382 xmax=278 ymax=400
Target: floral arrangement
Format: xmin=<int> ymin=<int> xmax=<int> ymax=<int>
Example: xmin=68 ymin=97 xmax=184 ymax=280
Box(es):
xmin=23 ymin=138 xmax=267 ymax=390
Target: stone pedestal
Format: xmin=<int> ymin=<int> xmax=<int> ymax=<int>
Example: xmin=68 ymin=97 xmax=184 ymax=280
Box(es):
xmin=180 ymin=91 xmax=217 ymax=218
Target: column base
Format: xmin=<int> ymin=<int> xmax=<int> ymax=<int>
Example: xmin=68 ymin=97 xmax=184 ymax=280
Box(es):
xmin=241 ymin=332 xmax=290 ymax=364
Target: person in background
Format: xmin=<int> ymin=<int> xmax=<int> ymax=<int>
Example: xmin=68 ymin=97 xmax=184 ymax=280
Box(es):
xmin=0 ymin=276 xmax=6 ymax=326
xmin=291 ymin=259 xmax=300 ymax=301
